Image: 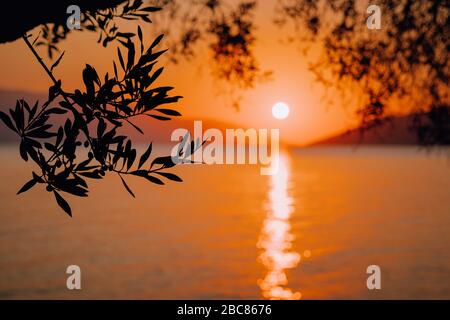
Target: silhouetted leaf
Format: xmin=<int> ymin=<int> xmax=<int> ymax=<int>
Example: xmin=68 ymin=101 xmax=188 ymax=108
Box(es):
xmin=137 ymin=26 xmax=143 ymax=53
xmin=53 ymin=191 xmax=72 ymax=217
xmin=30 ymin=101 xmax=39 ymax=119
xmin=113 ymin=61 xmax=119 ymax=79
xmin=145 ymin=175 xmax=164 ymax=185
xmin=48 ymin=82 xmax=61 ymax=102
xmin=22 ymin=139 xmax=40 ymax=163
xmin=59 ymin=183 xmax=88 ymax=197
xmin=177 ymin=131 xmax=190 ymax=156
xmin=19 ymin=141 xmax=29 ymax=161
xmin=79 ymin=171 xmax=102 ymax=179
xmin=119 ymin=174 xmax=135 ymax=197
xmin=155 ymin=172 xmax=183 ymax=182
xmin=56 ymin=127 xmax=64 ymax=146
xmin=27 ymin=125 xmax=56 ymax=138
xmin=22 ymin=100 xmax=31 ymax=113
xmin=149 ymin=114 xmax=171 ymax=121
xmin=43 ymin=108 xmax=67 ymax=115
xmin=126 ymin=149 xmax=137 ymax=171
xmin=126 ymin=39 xmax=135 ymax=71
xmin=32 ymin=172 xmax=45 ymax=183
xmin=117 ymin=47 xmax=125 ymax=71
xmin=0 ymin=111 xmax=17 ymax=132
xmin=97 ymin=118 xmax=106 ymax=138
xmin=126 ymin=120 xmax=143 ymax=134
xmin=17 ymin=178 xmax=37 ymax=194
xmin=141 ymin=6 xmax=161 ymax=13
xmin=150 ymin=34 xmax=164 ymax=50
xmin=151 ymin=156 xmax=176 ymax=169
xmin=76 ymin=158 xmax=94 ymax=171
xmin=82 ymin=64 xmax=98 ymax=99
xmin=155 ymin=108 xmax=181 ymax=116
xmin=44 ymin=142 xmax=57 ymax=152
xmin=138 ymin=143 xmax=152 ymax=169
xmin=129 ymin=170 xmax=148 ymax=177
xmin=117 ymin=32 xmax=135 ymax=39
xmin=17 ymin=101 xmax=24 ymax=131
xmin=145 ymin=49 xmax=167 ymax=64
xmin=24 ymin=137 xmax=42 ymax=149
xmin=148 ymin=67 xmax=163 ymax=84
xmin=50 ymin=51 xmax=65 ymax=71
xmin=9 ymin=102 xmax=23 ymax=132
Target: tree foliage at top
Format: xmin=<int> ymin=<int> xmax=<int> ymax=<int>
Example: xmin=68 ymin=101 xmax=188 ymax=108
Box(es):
xmin=36 ymin=0 xmax=162 ymax=58
xmin=148 ymin=0 xmax=272 ymax=91
xmin=24 ymin=0 xmax=273 ymax=107
xmin=275 ymin=0 xmax=449 ymax=144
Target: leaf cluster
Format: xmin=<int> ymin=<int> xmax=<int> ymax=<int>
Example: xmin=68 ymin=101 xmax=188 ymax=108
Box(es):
xmin=36 ymin=0 xmax=161 ymax=58
xmin=1 ymin=29 xmax=197 ymax=216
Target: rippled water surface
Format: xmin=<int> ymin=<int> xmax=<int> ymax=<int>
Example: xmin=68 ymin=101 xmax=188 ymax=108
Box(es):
xmin=0 ymin=145 xmax=449 ymax=299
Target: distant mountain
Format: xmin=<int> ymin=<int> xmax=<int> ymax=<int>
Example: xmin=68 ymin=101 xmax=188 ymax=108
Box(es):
xmin=311 ymin=115 xmax=419 ymax=146
xmin=124 ymin=116 xmax=246 ymax=144
xmin=0 ymin=90 xmax=47 ymax=107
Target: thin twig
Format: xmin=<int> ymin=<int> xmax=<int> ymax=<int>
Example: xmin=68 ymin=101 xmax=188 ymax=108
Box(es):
xmin=22 ymin=34 xmax=95 ymax=149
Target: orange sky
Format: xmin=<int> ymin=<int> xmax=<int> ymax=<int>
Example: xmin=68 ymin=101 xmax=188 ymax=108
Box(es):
xmin=0 ymin=0 xmax=360 ymax=146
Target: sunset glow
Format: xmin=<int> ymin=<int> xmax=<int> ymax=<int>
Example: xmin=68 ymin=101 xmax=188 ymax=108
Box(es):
xmin=0 ymin=0 xmax=448 ymax=303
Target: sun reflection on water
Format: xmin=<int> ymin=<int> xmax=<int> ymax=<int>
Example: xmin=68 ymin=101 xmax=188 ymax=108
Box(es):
xmin=257 ymin=152 xmax=301 ymax=299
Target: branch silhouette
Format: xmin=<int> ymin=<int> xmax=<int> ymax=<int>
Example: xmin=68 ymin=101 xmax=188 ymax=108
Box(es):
xmin=1 ymin=24 xmax=200 ymax=216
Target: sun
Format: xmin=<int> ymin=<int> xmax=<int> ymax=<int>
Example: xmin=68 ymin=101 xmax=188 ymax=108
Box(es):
xmin=272 ymin=102 xmax=290 ymax=120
